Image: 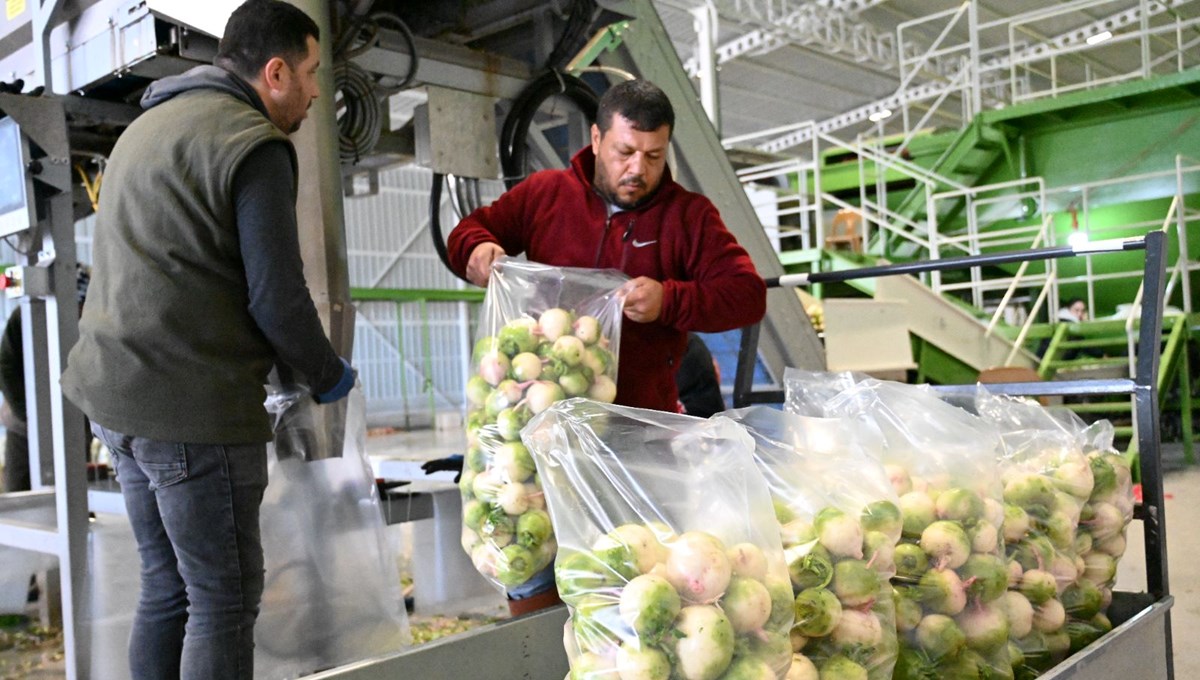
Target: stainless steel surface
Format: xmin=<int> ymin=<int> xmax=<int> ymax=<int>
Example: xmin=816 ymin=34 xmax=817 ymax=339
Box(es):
xmin=304 ymin=605 xmax=571 ymax=680
xmin=1041 ymin=594 xmax=1174 ymax=680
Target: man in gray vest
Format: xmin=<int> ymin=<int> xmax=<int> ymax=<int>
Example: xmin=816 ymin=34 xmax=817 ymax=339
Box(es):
xmin=61 ymin=1 xmax=353 ymax=677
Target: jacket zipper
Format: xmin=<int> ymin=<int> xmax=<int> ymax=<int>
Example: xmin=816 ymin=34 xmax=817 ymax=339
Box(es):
xmin=619 ymin=217 xmax=637 ymax=270
xmin=594 ymin=213 xmax=612 ymax=268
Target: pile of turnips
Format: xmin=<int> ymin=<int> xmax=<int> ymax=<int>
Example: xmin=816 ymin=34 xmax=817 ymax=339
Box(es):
xmin=461 ymin=308 xmax=619 ymax=589
xmin=777 ymin=500 xmax=902 ymax=680
xmin=556 ymin=524 xmax=795 ymax=680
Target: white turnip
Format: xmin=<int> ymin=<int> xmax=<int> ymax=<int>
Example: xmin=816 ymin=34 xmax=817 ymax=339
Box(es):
xmin=525 ymin=380 xmax=566 ymax=415
xmin=885 ymin=464 xmax=913 ymax=496
xmin=1020 ymin=569 xmax=1057 ymax=605
xmin=830 ymin=609 xmax=883 ymax=649
xmin=727 ymin=543 xmax=769 ymax=581
xmin=1033 ymin=598 xmax=1066 ymax=634
xmin=493 ymin=441 xmax=535 ymax=483
xmin=832 ymin=560 xmax=880 ymax=608
xmin=899 ymin=492 xmax=936 ymax=538
xmin=814 ymin=508 xmax=864 ymax=560
xmin=665 ymin=532 xmax=732 ymax=604
xmin=478 ymin=351 xmax=511 ymax=386
xmin=619 ymin=574 xmax=681 ymax=640
xmin=1003 ymin=590 xmax=1035 ymax=638
xmin=935 ymin=488 xmax=984 ymax=525
xmin=786 ymin=654 xmax=818 ymax=680
xmin=673 ymin=605 xmax=735 ymax=680
xmin=588 ymin=375 xmax=618 ymax=403
xmin=914 ymin=614 xmax=966 ymax=660
xmin=920 ymin=520 xmax=970 ymax=569
xmin=539 ymin=308 xmax=574 ymax=342
xmin=574 ymin=315 xmax=601 ymax=344
xmin=969 ymin=521 xmax=999 ymax=555
xmin=956 ymin=603 xmax=1009 ymax=654
xmin=918 ymin=568 xmax=967 ymax=616
xmin=720 ymin=576 xmax=772 ymax=633
xmin=792 ymin=587 xmax=842 ymax=637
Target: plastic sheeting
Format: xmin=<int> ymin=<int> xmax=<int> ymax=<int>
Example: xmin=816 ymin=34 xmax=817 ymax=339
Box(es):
xmin=257 ymin=386 xmax=410 ymax=679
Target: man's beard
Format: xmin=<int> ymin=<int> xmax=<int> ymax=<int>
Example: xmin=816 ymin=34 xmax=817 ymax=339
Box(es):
xmin=595 ymin=163 xmax=655 ymax=210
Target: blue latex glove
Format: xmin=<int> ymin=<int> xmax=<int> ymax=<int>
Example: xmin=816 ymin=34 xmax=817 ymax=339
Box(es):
xmin=314 ymin=357 xmax=356 ymax=403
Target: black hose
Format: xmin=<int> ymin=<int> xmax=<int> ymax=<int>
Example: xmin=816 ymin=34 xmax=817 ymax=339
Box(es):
xmin=430 ymin=173 xmax=472 ymax=285
xmin=545 ymin=0 xmax=598 ymax=71
xmin=498 ymin=70 xmax=599 ymax=189
xmin=334 ymin=61 xmax=382 ymax=164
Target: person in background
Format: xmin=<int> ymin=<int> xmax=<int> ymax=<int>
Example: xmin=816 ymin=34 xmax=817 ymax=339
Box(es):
xmin=1 ymin=264 xmax=91 ymax=492
xmin=1038 ymin=297 xmax=1098 ymax=361
xmin=1060 ymin=297 xmax=1088 ymax=322
xmin=676 ymin=333 xmax=726 ymax=418
xmin=446 ymin=78 xmax=767 ymax=614
xmin=60 ymin=2 xmax=354 ymax=678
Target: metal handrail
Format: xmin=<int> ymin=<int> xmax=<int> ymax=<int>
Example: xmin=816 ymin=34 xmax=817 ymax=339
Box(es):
xmin=986 ymin=213 xmax=1051 ymax=337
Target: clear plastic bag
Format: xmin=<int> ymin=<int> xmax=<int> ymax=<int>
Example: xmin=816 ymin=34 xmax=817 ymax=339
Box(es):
xmin=784 ymin=375 xmax=1012 ymax=680
xmin=522 ymin=399 xmax=794 ymax=680
xmin=461 ymin=259 xmax=629 ymax=592
xmin=256 ymin=386 xmax=410 ymax=679
xmin=724 ymin=406 xmax=901 ymax=680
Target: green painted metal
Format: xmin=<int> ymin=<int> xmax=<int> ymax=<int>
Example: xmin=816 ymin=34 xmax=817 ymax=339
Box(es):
xmin=566 ymin=20 xmax=632 ymax=74
xmin=1037 ymin=324 xmax=1070 ymax=379
xmin=351 ymin=287 xmax=485 ymax=303
xmin=981 ymin=68 xmax=1200 ymax=126
xmin=1180 ymin=347 xmax=1195 ymax=465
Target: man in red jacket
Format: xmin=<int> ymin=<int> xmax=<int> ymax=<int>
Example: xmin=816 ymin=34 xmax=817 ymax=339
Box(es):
xmin=448 ymin=78 xmax=766 ymax=414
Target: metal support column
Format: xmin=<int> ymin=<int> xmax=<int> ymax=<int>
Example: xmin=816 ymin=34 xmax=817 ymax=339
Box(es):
xmin=0 ymin=93 xmax=90 ymax=680
xmin=287 ymin=0 xmax=355 ymax=355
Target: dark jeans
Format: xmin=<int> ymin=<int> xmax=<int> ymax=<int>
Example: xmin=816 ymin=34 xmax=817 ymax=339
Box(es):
xmin=93 ymin=424 xmax=268 ymax=680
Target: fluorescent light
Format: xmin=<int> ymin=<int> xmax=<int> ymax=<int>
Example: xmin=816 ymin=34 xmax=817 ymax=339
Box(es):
xmin=1068 ymin=230 xmax=1090 ymax=248
xmin=1087 ymin=30 xmax=1113 ymax=45
xmin=868 ymin=109 xmax=893 ymax=123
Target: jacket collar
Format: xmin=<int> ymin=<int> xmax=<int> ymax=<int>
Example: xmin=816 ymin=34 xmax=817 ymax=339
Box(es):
xmin=569 ymin=146 xmax=677 ymax=213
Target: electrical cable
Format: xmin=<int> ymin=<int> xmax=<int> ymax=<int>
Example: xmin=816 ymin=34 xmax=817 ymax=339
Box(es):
xmin=429 ymin=173 xmax=472 ymax=285
xmin=545 ymin=0 xmax=598 ymax=71
xmin=334 ymin=61 xmax=382 ymax=164
xmin=498 ymin=70 xmax=599 ymax=189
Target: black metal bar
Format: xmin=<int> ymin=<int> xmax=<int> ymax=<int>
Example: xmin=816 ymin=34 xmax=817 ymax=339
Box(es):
xmin=1133 ymin=232 xmax=1170 ymax=612
xmin=732 ymin=322 xmax=762 ymax=408
xmin=763 ymin=237 xmax=1147 ymax=288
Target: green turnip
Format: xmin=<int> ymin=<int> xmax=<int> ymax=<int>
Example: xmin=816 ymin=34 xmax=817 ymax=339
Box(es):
xmin=940 ymin=649 xmax=994 ymax=680
xmin=510 ymin=352 xmax=542 ymax=382
xmin=920 ymin=521 xmax=970 ymax=569
xmin=1040 ymin=511 xmax=1075 ymax=551
xmin=956 ymin=603 xmax=1009 ymax=654
xmin=616 ymin=642 xmax=670 ymax=680
xmin=1081 ymin=552 xmax=1116 ymax=586
xmin=1002 ymin=504 xmax=1030 ymax=544
xmin=496 ymin=544 xmax=537 ymax=586
xmin=1012 ymin=536 xmax=1054 ymax=572
xmin=1048 ymin=553 xmax=1077 ymax=592
xmin=830 ymin=609 xmax=883 ymax=650
xmin=494 ymin=441 xmax=534 ymax=483
xmin=728 ymin=543 xmax=769 ymax=582
xmin=1032 ymin=598 xmax=1065 ymax=634
xmin=606 ymin=524 xmax=669 ymax=574
xmin=618 ymin=574 xmax=680 ymax=640
xmin=673 ymin=605 xmax=735 ymax=680
xmin=1054 ymin=458 xmax=1095 ymax=500
xmin=1064 ymin=619 xmax=1105 ymax=655
xmin=719 ymin=657 xmax=774 ymax=680
xmin=495 ymin=406 xmax=529 ymax=442
xmin=1019 ymin=569 xmax=1056 ymax=605
xmin=554 ymin=335 xmax=586 ymax=366
xmin=1014 ymin=631 xmax=1051 ymax=672
xmin=935 ymin=488 xmax=984 ymax=525
xmin=885 ymin=464 xmax=913 ymax=496
xmin=721 ymin=576 xmax=773 ymax=633
xmin=736 ymin=629 xmax=792 ymax=674
xmin=498 ymin=319 xmax=538 ymax=355
xmin=466 ymin=445 xmax=488 ymax=474
xmin=816 ymin=655 xmax=868 ymax=680
xmin=1044 ymin=628 xmax=1071 ymax=663
xmin=485 ymin=380 xmax=521 ymax=418
xmin=1088 ymin=453 xmax=1118 ymax=498
xmin=1061 ymin=581 xmax=1102 ymax=619
xmin=1003 ymin=591 xmax=1034 ymax=638
xmin=788 ymin=545 xmax=834 ymax=590
xmin=525 ymin=482 xmax=546 ymax=510
xmin=815 ymin=508 xmax=864 ymax=560
xmin=861 ymin=500 xmax=903 ymax=539
xmin=918 ymin=568 xmax=967 ymax=616
xmin=573 ymin=594 xmax=622 ymax=655
xmin=557 ymin=551 xmax=621 ymax=603
xmin=573 ymin=315 xmax=601 ymax=344
xmin=1083 ymin=502 xmax=1124 ymax=541
xmin=780 ymin=519 xmax=816 ymax=548
xmin=1055 ymin=491 xmax=1083 ymax=525
xmin=895 ymin=589 xmax=922 ymax=632
xmin=532 ymin=536 xmax=557 ymax=572
xmin=463 ymin=500 xmax=490 ymax=531
xmin=666 ymin=532 xmax=733 ymax=604
xmin=774 ymin=500 xmax=798 ymax=525
xmin=559 ymin=370 xmax=591 ymax=397
xmin=466 ymin=375 xmax=491 ymax=407
xmin=1007 ymin=559 xmax=1023 ymax=589
xmin=894 ymin=543 xmax=929 ymax=582
xmin=969 ymin=521 xmax=999 ymax=555
xmin=959 ymin=554 xmax=1008 ymax=603
xmin=459 ymin=469 xmax=477 ymax=499
xmin=831 ymin=560 xmax=880 ymax=608
xmin=496 ymin=482 xmax=530 ymax=515
xmin=525 ymin=380 xmax=566 ymax=415
xmin=571 ymin=651 xmax=617 ymax=680
xmin=537 ymin=308 xmax=574 ymax=342
xmin=582 ymin=345 xmax=614 ymax=378
xmin=517 ymin=508 xmax=552 ymax=548
xmin=899 ymin=492 xmax=936 ymax=538
xmin=793 ymin=588 xmax=842 ymax=637
xmin=766 ymin=577 xmax=796 ymax=631
xmin=1004 ymin=474 xmax=1056 ymax=514
xmin=983 ymin=498 xmax=1005 ymax=529
xmin=480 ymin=513 xmax=513 ymax=548
xmin=472 ymin=336 xmax=500 ymax=364
xmin=1091 ymin=611 xmax=1112 ymax=633
xmin=588 ymin=375 xmax=618 ymax=403
xmin=863 ymin=531 xmax=895 ymax=574
xmin=914 ymin=614 xmax=966 ymax=659
xmin=1094 ymin=532 xmax=1126 ymax=558
xmin=786 ymin=654 xmax=818 ymax=680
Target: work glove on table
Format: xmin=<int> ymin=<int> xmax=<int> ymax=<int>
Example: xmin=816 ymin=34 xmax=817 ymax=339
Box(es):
xmin=421 ymin=454 xmax=464 ymax=483
xmin=315 ymin=357 xmax=356 ymax=404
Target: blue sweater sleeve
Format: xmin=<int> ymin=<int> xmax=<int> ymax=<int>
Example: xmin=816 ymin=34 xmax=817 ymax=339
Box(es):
xmin=233 ymin=142 xmax=344 ymax=393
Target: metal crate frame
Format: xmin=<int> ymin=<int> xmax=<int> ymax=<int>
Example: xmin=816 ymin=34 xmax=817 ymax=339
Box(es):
xmin=733 ymin=230 xmax=1173 ymax=679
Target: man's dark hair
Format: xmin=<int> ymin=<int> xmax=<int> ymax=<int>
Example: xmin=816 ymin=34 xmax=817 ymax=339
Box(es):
xmin=214 ymin=0 xmax=320 ymax=81
xmin=596 ymin=79 xmax=675 ymax=137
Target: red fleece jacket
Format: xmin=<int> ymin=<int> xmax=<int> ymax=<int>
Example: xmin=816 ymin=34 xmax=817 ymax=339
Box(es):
xmin=448 ymin=147 xmax=767 ymax=412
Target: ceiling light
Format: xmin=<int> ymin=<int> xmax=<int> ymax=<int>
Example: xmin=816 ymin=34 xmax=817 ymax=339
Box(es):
xmin=1068 ymin=230 xmax=1090 ymax=248
xmin=868 ymin=109 xmax=892 ymax=123
xmin=1086 ymin=30 xmax=1113 ymax=45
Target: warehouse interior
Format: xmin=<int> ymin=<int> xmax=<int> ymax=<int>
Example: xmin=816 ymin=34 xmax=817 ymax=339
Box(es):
xmin=0 ymin=0 xmax=1196 ymax=678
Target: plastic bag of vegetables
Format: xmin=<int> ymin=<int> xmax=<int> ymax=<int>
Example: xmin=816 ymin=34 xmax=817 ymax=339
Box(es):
xmin=461 ymin=259 xmax=629 ymax=592
xmin=522 ymin=399 xmax=794 ymax=680
xmin=957 ymin=389 xmax=1104 ymax=677
xmin=724 ymin=406 xmax=901 ymax=680
xmin=785 ymin=374 xmax=1013 ymax=680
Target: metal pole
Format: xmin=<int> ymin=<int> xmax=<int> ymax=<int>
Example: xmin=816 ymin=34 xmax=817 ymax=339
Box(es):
xmin=692 ymin=1 xmax=721 ymax=134
xmin=287 ymin=0 xmax=355 ymax=355
xmin=1176 ymin=156 xmax=1192 ymax=313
